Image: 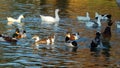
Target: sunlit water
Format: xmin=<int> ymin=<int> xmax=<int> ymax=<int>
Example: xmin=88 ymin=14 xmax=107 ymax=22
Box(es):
xmin=0 ymin=0 xmax=120 ymax=68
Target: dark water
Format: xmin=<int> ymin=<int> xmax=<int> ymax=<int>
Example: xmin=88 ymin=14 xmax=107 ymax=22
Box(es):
xmin=0 ymin=0 xmax=120 ymax=68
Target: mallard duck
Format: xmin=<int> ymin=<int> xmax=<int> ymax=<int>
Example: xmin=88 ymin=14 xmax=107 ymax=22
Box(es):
xmin=65 ymin=32 xmax=80 ymax=42
xmin=12 ymin=28 xmax=26 ymax=39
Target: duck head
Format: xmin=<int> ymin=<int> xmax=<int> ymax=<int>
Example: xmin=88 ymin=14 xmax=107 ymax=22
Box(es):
xmin=66 ymin=32 xmax=71 ymax=38
xmin=19 ymin=15 xmax=24 ymax=19
xmin=107 ymin=19 xmax=113 ymax=26
xmin=65 ymin=32 xmax=71 ymax=42
xmin=32 ymin=35 xmax=40 ymax=42
xmin=96 ymin=31 xmax=101 ymax=36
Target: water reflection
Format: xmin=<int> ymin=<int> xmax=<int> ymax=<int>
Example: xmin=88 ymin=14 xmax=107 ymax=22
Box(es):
xmin=90 ymin=20 xmax=112 ymax=62
xmin=65 ymin=46 xmax=78 ymax=52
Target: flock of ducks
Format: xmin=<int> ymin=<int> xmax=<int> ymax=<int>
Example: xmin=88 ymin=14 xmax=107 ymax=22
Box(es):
xmin=0 ymin=28 xmax=26 ymax=43
xmin=0 ymin=8 xmax=119 ymax=52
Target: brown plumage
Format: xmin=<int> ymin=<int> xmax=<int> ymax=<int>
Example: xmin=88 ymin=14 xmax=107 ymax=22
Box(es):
xmin=32 ymin=34 xmax=55 ymax=45
xmin=65 ymin=32 xmax=76 ymax=41
xmin=102 ymin=26 xmax=111 ymax=42
xmin=65 ymin=32 xmax=79 ymax=42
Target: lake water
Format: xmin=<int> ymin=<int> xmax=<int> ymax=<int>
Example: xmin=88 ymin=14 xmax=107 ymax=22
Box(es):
xmin=0 ymin=0 xmax=120 ymax=68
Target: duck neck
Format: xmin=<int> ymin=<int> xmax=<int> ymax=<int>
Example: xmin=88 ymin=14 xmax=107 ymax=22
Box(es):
xmin=97 ymin=17 xmax=101 ymax=26
xmin=18 ymin=15 xmax=23 ymax=22
xmin=55 ymin=9 xmax=59 ymax=22
xmin=86 ymin=12 xmax=89 ymax=18
xmin=35 ymin=37 xmax=40 ymax=42
xmin=95 ymin=12 xmax=99 ymax=18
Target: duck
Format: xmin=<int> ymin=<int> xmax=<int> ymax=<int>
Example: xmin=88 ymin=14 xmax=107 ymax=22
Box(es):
xmin=32 ymin=34 xmax=55 ymax=45
xmin=101 ymin=26 xmax=111 ymax=44
xmin=12 ymin=28 xmax=26 ymax=39
xmin=40 ymin=9 xmax=60 ymax=24
xmin=85 ymin=15 xmax=101 ymax=28
xmin=90 ymin=31 xmax=103 ymax=49
xmin=101 ymin=20 xmax=112 ymax=42
xmin=65 ymin=32 xmax=79 ymax=48
xmin=7 ymin=14 xmax=24 ymax=23
xmin=7 ymin=15 xmax=24 ymax=28
xmin=107 ymin=19 xmax=113 ymax=26
xmin=65 ymin=32 xmax=80 ymax=42
xmin=116 ymin=21 xmax=120 ymax=28
xmin=0 ymin=34 xmax=17 ymax=42
xmin=95 ymin=12 xmax=111 ymax=20
xmin=77 ymin=12 xmax=90 ymax=21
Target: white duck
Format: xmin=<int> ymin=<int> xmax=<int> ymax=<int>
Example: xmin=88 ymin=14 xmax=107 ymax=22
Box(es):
xmin=85 ymin=16 xmax=101 ymax=28
xmin=77 ymin=12 xmax=90 ymax=21
xmin=7 ymin=14 xmax=24 ymax=23
xmin=95 ymin=12 xmax=111 ymax=20
xmin=40 ymin=9 xmax=60 ymax=24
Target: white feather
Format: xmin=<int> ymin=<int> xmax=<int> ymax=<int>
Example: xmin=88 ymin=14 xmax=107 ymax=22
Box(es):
xmin=40 ymin=9 xmax=60 ymax=24
xmin=7 ymin=15 xmax=24 ymax=23
xmin=77 ymin=12 xmax=90 ymax=21
xmin=85 ymin=16 xmax=101 ymax=27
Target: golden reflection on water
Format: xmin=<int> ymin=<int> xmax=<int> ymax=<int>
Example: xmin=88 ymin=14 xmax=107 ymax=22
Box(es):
xmin=66 ymin=0 xmax=120 ymax=20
